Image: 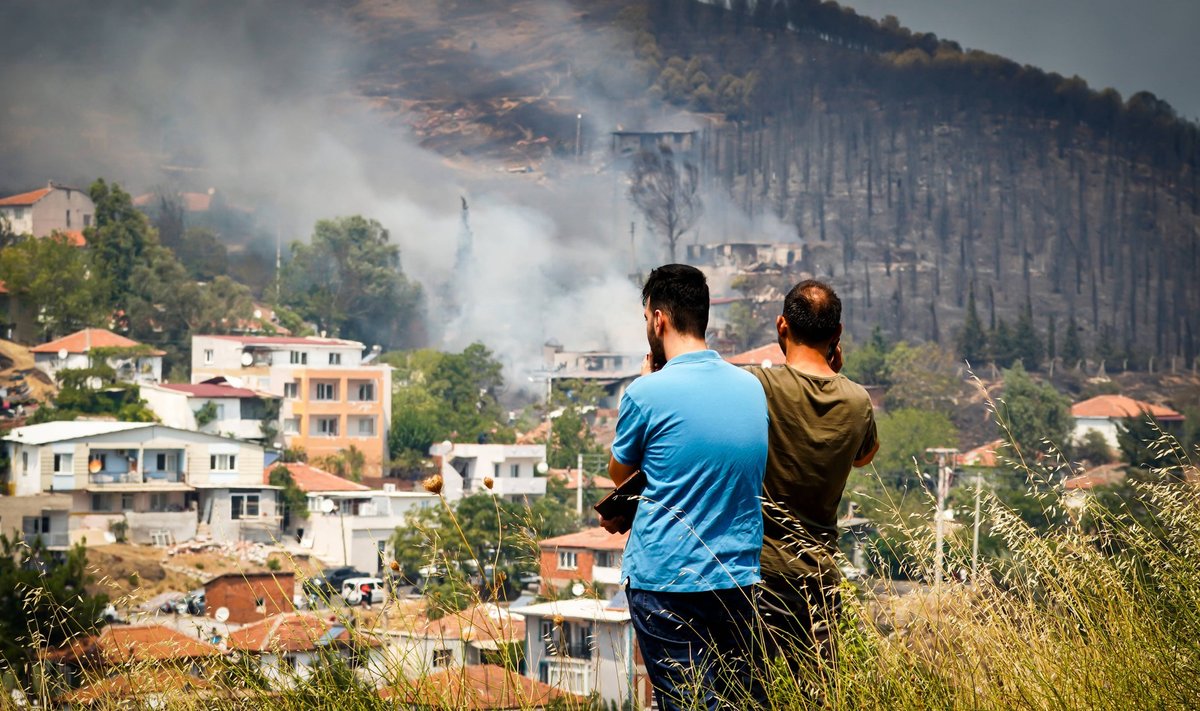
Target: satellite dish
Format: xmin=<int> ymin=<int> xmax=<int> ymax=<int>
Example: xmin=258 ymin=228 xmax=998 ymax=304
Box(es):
xmin=761 ymin=359 xmax=773 ymax=368
xmin=320 ymin=499 xmax=336 ymax=514
xmin=57 ymin=348 xmax=69 ymax=360
xmin=536 ymin=462 xmax=549 ymax=475
xmin=214 ymin=607 xmax=230 ymax=623
xmin=253 ymin=309 xmax=263 ymax=319
xmin=571 ymin=583 xmax=585 ymax=597
xmin=88 ymin=459 xmax=102 ymax=474
xmin=240 ymin=352 xmax=254 ymax=367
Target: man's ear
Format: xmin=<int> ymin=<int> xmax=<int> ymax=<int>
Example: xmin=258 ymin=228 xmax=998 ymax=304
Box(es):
xmin=776 ymin=315 xmax=788 ymax=339
xmin=653 ymin=309 xmax=667 ymax=336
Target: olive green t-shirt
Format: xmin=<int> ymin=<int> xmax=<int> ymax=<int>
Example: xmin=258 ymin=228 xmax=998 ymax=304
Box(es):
xmin=745 ymin=365 xmax=878 ymax=579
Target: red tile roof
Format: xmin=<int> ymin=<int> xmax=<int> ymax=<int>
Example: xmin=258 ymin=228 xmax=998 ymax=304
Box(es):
xmin=226 ymin=612 xmax=375 ymax=653
xmin=726 ymin=343 xmax=785 ymax=366
xmin=404 ymin=605 xmax=525 ymax=644
xmin=540 ymin=526 xmax=629 ymax=552
xmin=548 ymin=468 xmax=616 ymax=491
xmin=202 ymin=335 xmax=362 ymax=347
xmin=160 ymin=382 xmax=262 ymax=399
xmin=264 ymin=462 xmax=369 ymax=492
xmin=31 ymin=328 xmax=166 ymax=356
xmin=1064 ymin=463 xmax=1127 ymax=490
xmin=57 ymin=670 xmax=213 ymax=705
xmin=60 ymin=230 xmax=87 ymax=247
xmin=1071 ymin=395 xmax=1183 ymax=421
xmin=0 ymin=187 xmax=52 ymax=206
xmin=958 ymin=439 xmax=1005 ymax=468
xmin=45 ymin=624 xmax=222 ymax=665
xmin=380 ymin=664 xmax=585 ymax=709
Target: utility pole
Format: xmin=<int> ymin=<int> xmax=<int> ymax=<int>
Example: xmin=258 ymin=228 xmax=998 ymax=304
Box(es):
xmin=576 ymin=452 xmax=584 ymax=517
xmin=575 ymin=113 xmax=583 ymax=160
xmin=925 ymin=447 xmax=958 ymax=589
xmin=972 ymin=469 xmax=983 ymax=582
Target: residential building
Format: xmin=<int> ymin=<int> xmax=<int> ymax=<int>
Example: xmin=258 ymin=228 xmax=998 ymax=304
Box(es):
xmin=686 ymin=242 xmax=803 ymax=270
xmin=381 ymin=604 xmax=525 ymax=677
xmin=0 ymin=181 xmax=94 ymax=238
xmin=512 ymin=596 xmax=650 ymax=708
xmin=225 ymin=612 xmax=384 ymax=688
xmin=190 ymin=335 xmax=392 ymax=477
xmin=725 ymin=342 xmax=786 ymax=368
xmin=3 ymin=421 xmax=277 ymax=545
xmin=204 ymin=571 xmax=295 ymax=624
xmin=0 ymin=492 xmax=71 ymax=549
xmin=32 ymin=328 xmax=165 ymax=385
xmin=379 ymin=664 xmax=585 ymax=710
xmin=44 ymin=623 xmax=222 ymax=691
xmin=433 ymin=442 xmax=548 ymax=502
xmin=542 ymin=342 xmax=642 ymax=409
xmin=301 ymin=485 xmax=437 ymax=574
xmin=142 ymin=377 xmax=280 ymax=443
xmin=538 ymin=527 xmax=628 ymax=599
xmin=1071 ymin=394 xmax=1185 ymax=450
xmin=610 ymin=130 xmax=696 ymax=158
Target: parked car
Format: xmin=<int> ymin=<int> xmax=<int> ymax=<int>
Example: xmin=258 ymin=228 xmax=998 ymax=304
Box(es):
xmin=341 ymin=577 xmax=386 ymax=606
xmin=184 ymin=589 xmax=205 ymax=616
xmin=303 ymin=566 xmax=369 ymax=600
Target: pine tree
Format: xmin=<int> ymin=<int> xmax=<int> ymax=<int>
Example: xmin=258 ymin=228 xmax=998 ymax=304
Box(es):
xmin=1046 ymin=314 xmax=1058 ymax=361
xmin=957 ymin=286 xmax=987 ymax=365
xmin=1062 ymin=314 xmax=1085 ymax=364
xmin=1013 ymin=298 xmax=1044 ymax=369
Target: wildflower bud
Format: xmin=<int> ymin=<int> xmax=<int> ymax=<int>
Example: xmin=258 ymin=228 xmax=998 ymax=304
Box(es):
xmin=552 ymin=614 xmax=564 ymax=626
xmin=495 ymin=571 xmax=507 ymax=583
xmin=422 ymin=474 xmax=444 ymax=494
xmin=389 ymin=560 xmax=400 ymax=572
xmin=483 ymin=476 xmax=494 ymax=490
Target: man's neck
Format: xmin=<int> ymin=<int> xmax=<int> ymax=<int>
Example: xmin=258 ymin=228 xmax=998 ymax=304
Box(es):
xmin=664 ymin=334 xmax=708 ymax=362
xmin=784 ymin=341 xmax=836 ymax=376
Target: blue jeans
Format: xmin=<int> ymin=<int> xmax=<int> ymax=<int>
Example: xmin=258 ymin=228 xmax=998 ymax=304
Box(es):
xmin=628 ymin=585 xmax=765 ymax=710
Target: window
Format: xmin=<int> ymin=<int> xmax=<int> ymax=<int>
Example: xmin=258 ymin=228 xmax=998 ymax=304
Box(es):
xmin=315 ymin=382 xmax=337 ymax=401
xmin=595 ymin=550 xmax=623 ymax=568
xmin=65 ymin=210 xmax=71 ymax=227
xmin=493 ymin=463 xmax=501 ymax=479
xmin=283 ymin=417 xmax=300 ymax=435
xmin=91 ymin=494 xmax=112 ymax=512
xmin=210 ymin=454 xmax=238 ymax=471
xmin=314 ymin=416 xmax=339 ymax=436
xmin=203 ymin=349 xmax=214 ymax=365
xmin=289 ymin=351 xmax=308 ymax=365
xmin=231 ymin=494 xmax=260 ymax=519
xmin=53 ymin=453 xmax=73 ymax=473
xmin=121 ymin=494 xmax=135 ymax=511
xmin=21 ymin=452 xmax=27 ymax=473
xmin=356 ymin=417 xmax=375 ymax=436
xmin=156 ymin=453 xmax=168 ymax=471
xmin=283 ymin=381 xmax=299 ymax=399
xmin=540 ymin=619 xmax=592 ymax=659
xmin=432 ymin=648 xmax=453 ymax=668
xmin=510 ymin=464 xmax=520 ymax=478
xmin=83 ymin=214 xmax=91 ymax=228
xmin=557 ymin=550 xmax=578 ymax=570
xmin=328 ymin=352 xmax=341 ymax=365
xmin=355 ymin=382 xmax=375 ymax=401
xmin=150 ymin=493 xmax=169 ymax=511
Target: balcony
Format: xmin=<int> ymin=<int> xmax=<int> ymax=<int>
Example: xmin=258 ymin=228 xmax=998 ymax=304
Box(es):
xmin=592 ymin=566 xmax=622 ymax=586
xmin=88 ymin=449 xmax=185 ymax=488
xmin=540 ymin=658 xmax=594 ymax=695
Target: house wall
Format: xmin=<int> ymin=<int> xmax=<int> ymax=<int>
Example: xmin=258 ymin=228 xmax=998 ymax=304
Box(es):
xmin=205 ymin=573 xmax=295 ymax=624
xmin=382 ymin=634 xmax=468 ymax=678
xmin=30 ymin=187 xmax=94 ymax=236
xmin=539 ymin=547 xmax=595 ymax=594
xmin=302 ymin=493 xmax=434 ymax=570
xmin=199 ymin=488 xmax=279 ymax=543
xmin=523 ymin=615 xmax=635 ymax=707
xmin=1073 ymin=417 xmax=1122 ymax=449
xmin=0 ymin=494 xmax=71 ymax=547
xmin=124 ymin=510 xmax=198 ymax=544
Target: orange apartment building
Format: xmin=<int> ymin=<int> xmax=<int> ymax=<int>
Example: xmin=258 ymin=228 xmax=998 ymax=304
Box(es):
xmin=190 ymin=335 xmax=392 ymax=476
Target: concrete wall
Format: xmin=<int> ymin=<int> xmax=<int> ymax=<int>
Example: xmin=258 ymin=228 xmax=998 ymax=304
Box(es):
xmin=0 ymin=493 xmax=71 ymax=546
xmin=200 ymin=488 xmax=279 ymax=543
xmin=205 ymin=573 xmax=294 ymax=624
xmin=124 ymin=510 xmax=198 ymax=544
xmin=30 ymin=186 xmax=94 ymax=236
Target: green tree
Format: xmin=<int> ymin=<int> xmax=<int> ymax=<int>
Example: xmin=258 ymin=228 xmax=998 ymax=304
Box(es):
xmin=0 ymin=534 xmax=108 ymax=681
xmin=86 ymin=179 xmax=156 ymax=305
xmin=883 ymin=341 xmax=964 ymax=416
xmin=1117 ymin=415 xmax=1180 ymax=472
xmin=30 ymin=365 xmax=157 ymax=424
xmin=997 ymin=362 xmax=1071 ymax=459
xmin=427 ymin=343 xmax=510 ymax=441
xmin=388 ymin=385 xmax=443 ymax=473
xmin=1061 ymin=314 xmax=1085 ymax=364
xmin=842 ymin=326 xmax=892 ymax=385
xmin=268 ymin=464 xmax=310 ymax=529
xmin=0 ymin=233 xmax=109 ymax=339
xmin=871 ymin=408 xmax=959 ymax=486
xmin=547 ymin=379 xmax=604 ymax=469
xmin=956 ymin=287 xmax=987 ymax=365
xmin=279 ymin=216 xmax=423 ymax=349
xmin=1012 ymin=299 xmax=1044 ymax=369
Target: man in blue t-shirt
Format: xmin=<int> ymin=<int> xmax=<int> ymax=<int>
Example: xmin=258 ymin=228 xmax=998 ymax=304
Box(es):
xmin=602 ymin=264 xmax=768 ymax=710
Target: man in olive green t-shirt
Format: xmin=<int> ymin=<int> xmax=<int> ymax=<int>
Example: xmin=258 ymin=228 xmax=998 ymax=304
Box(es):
xmin=744 ymin=279 xmax=879 ymax=670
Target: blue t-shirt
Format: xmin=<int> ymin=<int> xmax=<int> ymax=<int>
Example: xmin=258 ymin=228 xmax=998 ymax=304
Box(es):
xmin=611 ymin=349 xmax=768 ymax=592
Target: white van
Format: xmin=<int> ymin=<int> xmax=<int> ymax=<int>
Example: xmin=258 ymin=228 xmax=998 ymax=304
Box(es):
xmin=341 ymin=577 xmax=386 ymax=605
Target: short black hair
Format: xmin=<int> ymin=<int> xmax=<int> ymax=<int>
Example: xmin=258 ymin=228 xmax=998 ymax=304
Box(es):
xmin=642 ymin=264 xmax=709 ymax=339
xmin=783 ymin=279 xmax=841 ymax=344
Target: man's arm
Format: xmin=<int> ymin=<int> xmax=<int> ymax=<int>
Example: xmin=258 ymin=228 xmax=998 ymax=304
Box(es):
xmin=853 ymin=440 xmax=879 ymax=467
xmin=608 ymin=455 xmax=639 ymax=487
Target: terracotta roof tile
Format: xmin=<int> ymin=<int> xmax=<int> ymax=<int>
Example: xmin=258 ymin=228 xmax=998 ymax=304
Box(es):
xmin=0 ymin=187 xmax=52 ymax=206
xmin=548 ymin=468 xmax=616 ymax=491
xmin=540 ymin=526 xmax=629 ymax=552
xmin=726 ymin=343 xmax=785 ymax=366
xmin=202 ymin=335 xmax=362 ymax=347
xmin=57 ymin=670 xmax=212 ymax=705
xmin=226 ymin=612 xmax=376 ymax=653
xmin=403 ymin=605 xmax=525 ymax=644
xmin=46 ymin=624 xmax=222 ymax=664
xmin=160 ymin=382 xmax=263 ymax=399
xmin=380 ymin=664 xmax=586 ymax=709
xmin=1071 ymin=395 xmax=1183 ymax=421
xmin=263 ymin=462 xmax=369 ymax=491
xmin=1064 ymin=463 xmax=1128 ymax=490
xmin=31 ymin=328 xmax=165 ymax=356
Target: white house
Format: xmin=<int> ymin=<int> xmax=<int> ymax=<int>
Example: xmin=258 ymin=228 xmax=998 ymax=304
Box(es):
xmin=512 ymin=595 xmax=650 ymax=708
xmin=225 ymin=612 xmax=385 ymax=688
xmin=0 ymin=181 xmax=95 ymax=238
xmin=32 ymin=328 xmax=164 ymax=385
xmin=141 ymin=378 xmax=280 ymax=442
xmin=276 ymin=462 xmax=437 ymax=573
xmin=3 ymin=421 xmax=277 ymax=545
xmin=1071 ymin=394 xmax=1185 ymax=450
xmin=432 ymin=442 xmax=548 ymax=502
xmin=380 ymin=603 xmax=525 ymax=678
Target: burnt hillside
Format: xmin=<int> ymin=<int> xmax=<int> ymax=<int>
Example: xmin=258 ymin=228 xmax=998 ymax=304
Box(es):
xmin=344 ymin=0 xmax=1200 ymax=367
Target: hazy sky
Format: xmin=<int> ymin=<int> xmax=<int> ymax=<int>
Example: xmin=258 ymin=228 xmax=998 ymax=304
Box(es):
xmin=846 ymin=0 xmax=1200 ymax=121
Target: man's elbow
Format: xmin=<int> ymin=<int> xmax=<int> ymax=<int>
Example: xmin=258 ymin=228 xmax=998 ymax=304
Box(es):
xmin=854 ymin=441 xmax=880 ymax=468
